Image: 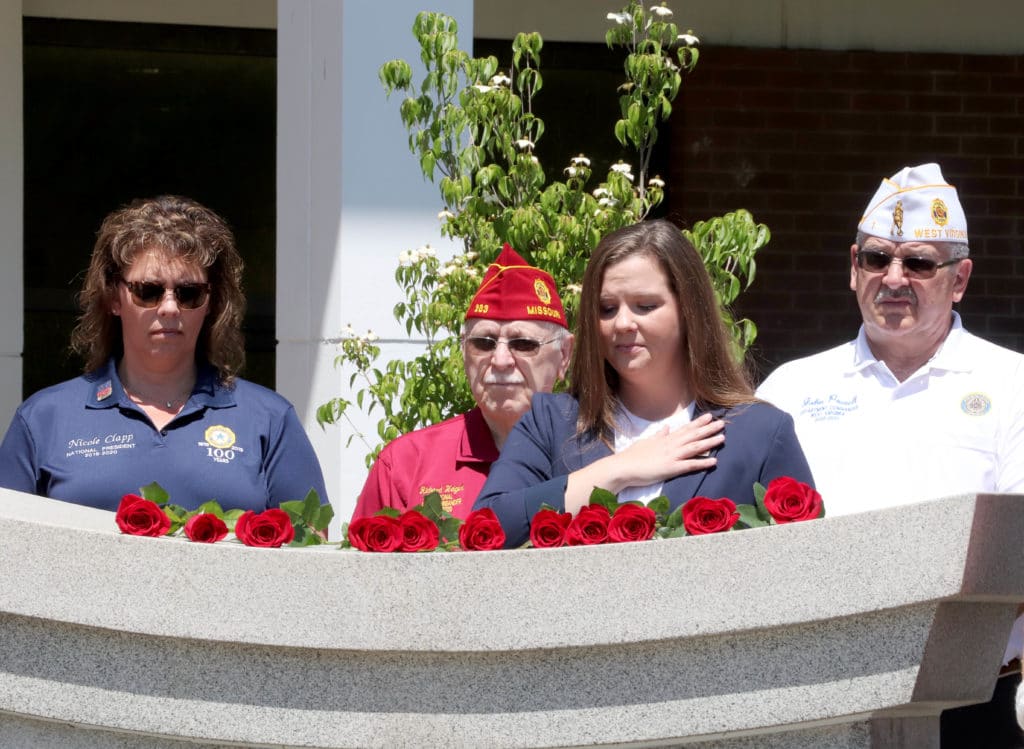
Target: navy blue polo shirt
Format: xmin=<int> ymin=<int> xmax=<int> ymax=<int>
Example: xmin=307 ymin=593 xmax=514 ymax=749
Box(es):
xmin=0 ymin=359 xmax=328 ymax=512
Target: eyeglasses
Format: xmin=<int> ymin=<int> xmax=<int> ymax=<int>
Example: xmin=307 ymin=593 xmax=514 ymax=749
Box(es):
xmin=120 ymin=280 xmax=211 ymax=309
xmin=855 ymin=249 xmax=963 ymax=280
xmin=463 ymin=336 xmax=560 ymax=357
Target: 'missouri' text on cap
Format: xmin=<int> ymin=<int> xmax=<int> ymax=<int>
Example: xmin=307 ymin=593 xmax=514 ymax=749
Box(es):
xmin=465 ymin=243 xmax=568 ymax=328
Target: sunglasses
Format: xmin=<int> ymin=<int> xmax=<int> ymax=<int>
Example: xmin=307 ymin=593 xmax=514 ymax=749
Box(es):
xmin=120 ymin=280 xmax=211 ymax=309
xmin=855 ymin=249 xmax=962 ymax=280
xmin=463 ymin=336 xmax=559 ymax=357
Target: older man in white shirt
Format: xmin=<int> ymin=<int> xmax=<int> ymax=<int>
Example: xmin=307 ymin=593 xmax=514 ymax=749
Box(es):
xmin=758 ymin=163 xmax=1024 ymax=747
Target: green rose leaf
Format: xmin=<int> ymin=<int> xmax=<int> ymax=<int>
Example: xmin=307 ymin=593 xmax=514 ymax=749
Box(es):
xmin=139 ymin=481 xmax=169 ymax=505
xmin=194 ymin=500 xmax=226 ymax=518
xmin=588 ymin=487 xmax=619 ymax=512
xmin=223 ymin=508 xmax=244 ymax=532
xmin=664 ymin=504 xmax=684 ymax=529
xmin=646 ymin=495 xmax=670 ymax=518
xmin=735 ymin=503 xmax=768 ymax=530
xmin=752 ymin=481 xmax=772 ymax=523
xmin=162 ymin=503 xmax=190 ymax=535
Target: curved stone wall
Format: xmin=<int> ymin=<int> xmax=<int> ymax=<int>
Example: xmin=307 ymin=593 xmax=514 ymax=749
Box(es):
xmin=1 ymin=488 xmax=1022 ymax=747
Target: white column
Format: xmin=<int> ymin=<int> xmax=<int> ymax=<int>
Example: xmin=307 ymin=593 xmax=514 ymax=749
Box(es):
xmin=0 ymin=0 xmax=24 ymax=432
xmin=276 ymin=0 xmax=472 ymax=530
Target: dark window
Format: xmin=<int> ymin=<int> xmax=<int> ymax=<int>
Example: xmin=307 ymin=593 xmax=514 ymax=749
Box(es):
xmin=22 ymin=17 xmax=276 ymax=396
xmin=473 ymin=38 xmax=672 ymax=210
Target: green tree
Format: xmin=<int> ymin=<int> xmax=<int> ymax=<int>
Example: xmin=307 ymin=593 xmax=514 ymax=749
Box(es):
xmin=318 ymin=2 xmax=768 ymax=466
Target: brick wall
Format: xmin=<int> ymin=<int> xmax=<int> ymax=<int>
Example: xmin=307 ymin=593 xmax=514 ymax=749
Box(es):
xmin=668 ymin=47 xmax=1024 ymax=379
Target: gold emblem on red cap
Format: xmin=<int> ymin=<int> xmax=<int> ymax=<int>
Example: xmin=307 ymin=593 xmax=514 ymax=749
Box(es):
xmin=892 ymin=200 xmax=904 ymax=237
xmin=533 ymin=278 xmax=552 ymax=304
xmin=465 ymin=243 xmax=567 ymax=328
xmin=931 ymin=198 xmax=949 ymax=226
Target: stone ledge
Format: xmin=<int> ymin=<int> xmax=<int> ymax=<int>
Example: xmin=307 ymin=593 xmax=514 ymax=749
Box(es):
xmin=1 ymin=488 xmax=1022 ymax=747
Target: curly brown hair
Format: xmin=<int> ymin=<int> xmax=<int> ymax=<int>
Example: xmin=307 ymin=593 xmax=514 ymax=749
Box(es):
xmin=570 ymin=219 xmax=755 ymax=442
xmin=70 ymin=195 xmax=246 ymax=384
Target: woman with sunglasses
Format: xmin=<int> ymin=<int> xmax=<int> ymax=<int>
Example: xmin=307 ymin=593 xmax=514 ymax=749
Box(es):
xmin=0 ymin=195 xmax=328 ymax=512
xmin=473 ymin=219 xmax=814 ymax=548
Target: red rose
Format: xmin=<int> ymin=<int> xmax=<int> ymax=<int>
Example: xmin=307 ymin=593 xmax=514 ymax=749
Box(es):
xmin=681 ymin=496 xmax=739 ymax=535
xmin=763 ymin=477 xmax=823 ymax=523
xmin=398 ymin=510 xmax=440 ymax=552
xmin=607 ymin=503 xmax=657 ymax=543
xmin=565 ymin=504 xmax=611 ymax=546
xmin=348 ymin=515 xmax=403 ymax=552
xmin=115 ymin=494 xmax=171 ymax=537
xmin=183 ymin=513 xmax=229 ymax=544
xmin=235 ymin=508 xmax=296 ymax=548
xmin=529 ymin=508 xmax=572 ymax=548
xmin=458 ymin=508 xmax=506 ymax=551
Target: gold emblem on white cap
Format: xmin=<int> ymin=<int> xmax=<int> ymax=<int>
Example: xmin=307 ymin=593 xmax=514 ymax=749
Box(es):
xmin=858 ymin=163 xmax=968 ymax=244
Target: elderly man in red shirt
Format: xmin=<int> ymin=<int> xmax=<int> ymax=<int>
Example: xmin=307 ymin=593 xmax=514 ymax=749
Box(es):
xmin=353 ymin=244 xmax=574 ymax=520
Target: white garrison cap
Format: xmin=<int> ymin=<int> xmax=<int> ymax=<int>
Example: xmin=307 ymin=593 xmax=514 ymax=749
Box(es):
xmin=858 ymin=163 xmax=968 ymax=244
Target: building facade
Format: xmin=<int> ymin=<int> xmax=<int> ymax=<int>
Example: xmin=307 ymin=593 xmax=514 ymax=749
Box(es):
xmin=1 ymin=0 xmax=1021 ymax=526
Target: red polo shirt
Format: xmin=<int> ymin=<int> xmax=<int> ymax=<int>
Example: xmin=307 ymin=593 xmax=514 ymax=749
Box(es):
xmin=353 ymin=407 xmax=499 ymax=521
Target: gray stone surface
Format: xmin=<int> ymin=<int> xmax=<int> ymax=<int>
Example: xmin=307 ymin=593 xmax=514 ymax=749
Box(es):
xmin=1 ymin=488 xmax=1022 ymax=747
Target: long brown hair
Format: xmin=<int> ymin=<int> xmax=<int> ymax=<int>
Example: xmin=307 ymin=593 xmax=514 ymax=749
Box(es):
xmin=569 ymin=219 xmax=754 ymax=441
xmin=70 ymin=195 xmax=246 ymax=384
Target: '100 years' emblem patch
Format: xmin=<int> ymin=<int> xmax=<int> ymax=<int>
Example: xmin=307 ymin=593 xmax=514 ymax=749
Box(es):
xmin=204 ymin=425 xmax=236 ymax=449
xmin=202 ymin=425 xmax=242 ymax=464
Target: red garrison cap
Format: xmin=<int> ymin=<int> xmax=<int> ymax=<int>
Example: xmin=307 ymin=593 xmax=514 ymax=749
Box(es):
xmin=465 ymin=244 xmax=567 ymax=328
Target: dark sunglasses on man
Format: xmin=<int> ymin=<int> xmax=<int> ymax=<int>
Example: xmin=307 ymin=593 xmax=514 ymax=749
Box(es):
xmin=855 ymin=249 xmax=963 ymax=280
xmin=463 ymin=335 xmax=559 ymax=357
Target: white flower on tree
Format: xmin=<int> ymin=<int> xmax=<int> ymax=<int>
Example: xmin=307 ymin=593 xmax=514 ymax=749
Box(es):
xmin=611 ymin=162 xmax=635 ymax=181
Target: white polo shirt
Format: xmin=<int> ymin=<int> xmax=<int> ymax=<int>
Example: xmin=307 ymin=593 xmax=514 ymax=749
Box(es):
xmin=757 ymin=313 xmax=1024 ymax=517
xmin=758 ymin=313 xmax=1024 ymax=664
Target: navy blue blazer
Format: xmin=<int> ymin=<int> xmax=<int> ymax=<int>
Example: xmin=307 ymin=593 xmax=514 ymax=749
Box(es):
xmin=474 ymin=392 xmax=815 ymax=548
